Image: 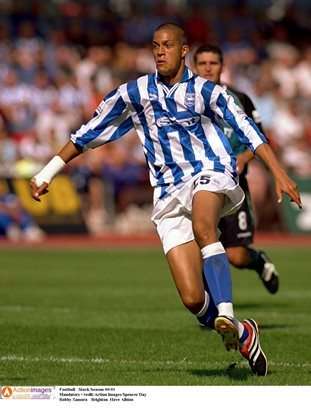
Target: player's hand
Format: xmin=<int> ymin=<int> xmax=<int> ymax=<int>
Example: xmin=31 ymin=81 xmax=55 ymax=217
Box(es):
xmin=275 ymin=173 xmax=302 ymax=209
xmin=236 ymin=150 xmax=254 ymax=175
xmin=30 ymin=178 xmax=49 ymax=202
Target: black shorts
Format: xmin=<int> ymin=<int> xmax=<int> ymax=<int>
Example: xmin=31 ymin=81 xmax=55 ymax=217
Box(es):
xmin=218 ymin=176 xmax=255 ymax=248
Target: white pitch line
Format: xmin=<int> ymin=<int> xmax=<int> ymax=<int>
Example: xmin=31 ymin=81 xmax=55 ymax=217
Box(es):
xmin=0 ymin=355 xmax=310 ymax=369
xmin=0 ymin=355 xmax=196 ymax=367
xmin=0 ymin=305 xmax=72 ymax=313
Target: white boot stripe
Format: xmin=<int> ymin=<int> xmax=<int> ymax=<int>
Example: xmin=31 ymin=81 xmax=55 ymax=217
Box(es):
xmin=247 ymin=326 xmax=257 ymax=352
xmin=252 ymin=346 xmax=261 ymax=363
xmin=250 ymin=339 xmax=258 ymax=358
xmin=245 ymin=321 xmax=256 ymax=344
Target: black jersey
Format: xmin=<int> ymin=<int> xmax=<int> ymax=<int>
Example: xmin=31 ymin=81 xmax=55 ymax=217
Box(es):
xmin=222 ymin=85 xmax=266 ymax=179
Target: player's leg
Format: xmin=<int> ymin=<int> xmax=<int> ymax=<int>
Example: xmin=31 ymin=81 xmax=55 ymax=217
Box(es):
xmin=219 ymin=187 xmax=279 ymax=294
xmin=192 ymin=190 xmax=231 ymax=312
xmin=166 ymin=240 xmax=218 ymax=329
xmin=192 ymin=189 xmax=245 ymax=349
xmin=226 ymin=246 xmax=279 ymax=294
xmin=152 ymin=191 xmax=218 ymax=330
xmin=192 ymin=189 xmax=268 ymax=374
xmin=154 ymin=176 xmax=268 ymax=375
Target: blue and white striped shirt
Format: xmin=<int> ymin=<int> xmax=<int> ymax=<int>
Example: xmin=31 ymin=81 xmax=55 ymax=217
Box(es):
xmin=71 ymin=68 xmax=267 ymax=196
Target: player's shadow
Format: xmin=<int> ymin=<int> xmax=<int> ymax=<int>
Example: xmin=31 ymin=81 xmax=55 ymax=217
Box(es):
xmin=259 ymin=323 xmax=293 ymax=330
xmin=235 ymin=303 xmax=262 ymax=309
xmin=0 ymin=376 xmax=28 ymax=383
xmin=189 ymin=363 xmax=251 ymax=381
xmin=235 ymin=302 xmax=290 ymax=310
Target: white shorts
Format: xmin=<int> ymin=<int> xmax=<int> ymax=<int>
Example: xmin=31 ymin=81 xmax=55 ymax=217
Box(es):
xmin=151 ymin=171 xmax=245 ymax=255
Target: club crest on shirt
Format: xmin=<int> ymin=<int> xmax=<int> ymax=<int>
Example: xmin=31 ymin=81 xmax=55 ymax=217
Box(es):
xmin=184 ymin=92 xmax=195 ymax=108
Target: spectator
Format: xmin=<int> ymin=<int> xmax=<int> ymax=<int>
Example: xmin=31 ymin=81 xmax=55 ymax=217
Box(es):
xmin=0 ymin=0 xmax=309 ymax=236
xmin=0 ymin=189 xmax=44 ymax=242
xmin=0 ymin=117 xmax=17 ymax=177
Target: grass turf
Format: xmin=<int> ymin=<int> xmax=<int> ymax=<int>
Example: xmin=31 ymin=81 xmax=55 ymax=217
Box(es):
xmin=0 ymin=246 xmax=310 ymax=385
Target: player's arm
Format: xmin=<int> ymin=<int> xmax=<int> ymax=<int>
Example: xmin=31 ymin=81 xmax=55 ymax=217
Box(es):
xmin=234 ymin=92 xmax=263 ymax=174
xmin=255 ymin=143 xmax=302 ymax=208
xmin=30 ymin=86 xmax=133 ymax=202
xmin=30 ymin=141 xmax=81 ymax=201
xmin=202 ymin=82 xmax=267 ymax=153
xmin=206 ymin=84 xmax=302 ymax=208
xmin=236 ymin=149 xmax=254 ymax=175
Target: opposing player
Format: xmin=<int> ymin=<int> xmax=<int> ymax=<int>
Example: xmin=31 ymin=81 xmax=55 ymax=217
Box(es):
xmin=30 ymin=24 xmax=301 ymax=376
xmin=193 ymin=44 xmax=279 ymax=294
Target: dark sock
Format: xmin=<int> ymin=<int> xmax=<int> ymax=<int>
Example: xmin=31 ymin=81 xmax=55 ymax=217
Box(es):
xmin=245 ymin=248 xmax=265 ymax=274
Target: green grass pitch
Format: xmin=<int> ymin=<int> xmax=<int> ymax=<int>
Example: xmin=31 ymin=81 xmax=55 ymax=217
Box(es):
xmin=0 ymin=246 xmax=310 ymax=385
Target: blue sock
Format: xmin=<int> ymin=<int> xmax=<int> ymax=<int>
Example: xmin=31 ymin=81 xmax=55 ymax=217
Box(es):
xmin=196 ymin=291 xmax=218 ymax=329
xmin=201 ymin=242 xmax=232 ymax=306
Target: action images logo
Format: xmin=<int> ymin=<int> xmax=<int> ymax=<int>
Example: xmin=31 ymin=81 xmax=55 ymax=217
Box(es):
xmin=0 ymin=386 xmax=54 ymax=400
xmin=1 ymin=386 xmax=13 ymax=399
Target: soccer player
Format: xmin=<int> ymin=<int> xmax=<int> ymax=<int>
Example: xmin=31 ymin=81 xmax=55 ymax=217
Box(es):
xmin=193 ymin=44 xmax=279 ymax=294
xmin=30 ymin=24 xmax=301 ymax=376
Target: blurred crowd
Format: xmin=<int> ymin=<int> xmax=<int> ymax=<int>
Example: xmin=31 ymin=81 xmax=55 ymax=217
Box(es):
xmin=0 ymin=0 xmax=310 ymax=236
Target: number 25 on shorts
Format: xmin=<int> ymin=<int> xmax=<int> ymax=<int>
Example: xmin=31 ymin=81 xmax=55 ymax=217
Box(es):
xmin=194 ymin=175 xmax=211 ymax=188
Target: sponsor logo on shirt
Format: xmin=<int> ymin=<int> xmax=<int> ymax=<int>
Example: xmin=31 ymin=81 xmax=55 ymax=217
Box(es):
xmin=156 ymin=116 xmax=172 ymax=127
xmin=156 ymin=114 xmax=200 ymax=128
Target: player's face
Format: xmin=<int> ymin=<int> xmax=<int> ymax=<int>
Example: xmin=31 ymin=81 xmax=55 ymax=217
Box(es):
xmin=194 ymin=51 xmax=222 ymax=83
xmin=152 ymin=29 xmax=188 ymax=78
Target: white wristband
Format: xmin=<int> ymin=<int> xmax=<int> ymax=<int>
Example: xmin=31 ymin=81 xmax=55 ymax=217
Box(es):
xmin=33 ymin=155 xmax=66 ymax=186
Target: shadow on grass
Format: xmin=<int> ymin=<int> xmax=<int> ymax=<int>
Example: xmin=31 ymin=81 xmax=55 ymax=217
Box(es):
xmin=139 ymin=362 xmax=252 ymax=382
xmin=259 ymin=323 xmax=293 ymax=330
xmin=190 ymin=363 xmax=251 ymax=381
xmin=235 ymin=302 xmax=290 ymax=310
xmin=0 ymin=376 xmax=28 ymax=383
xmin=198 ymin=322 xmax=293 ymax=332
